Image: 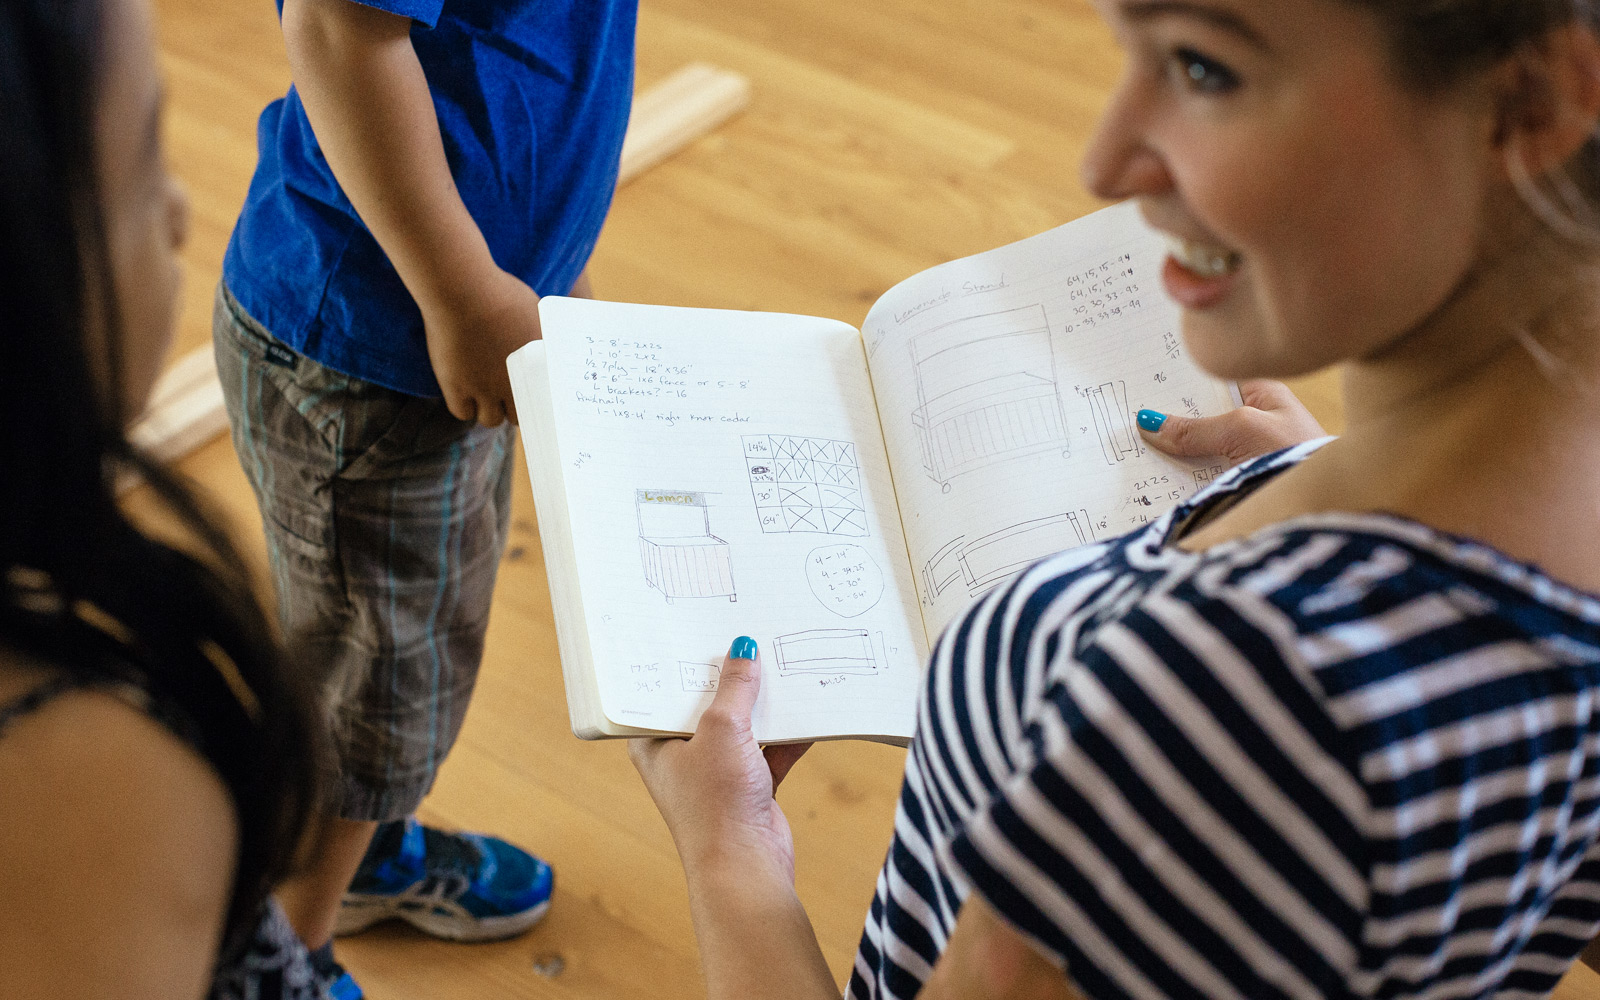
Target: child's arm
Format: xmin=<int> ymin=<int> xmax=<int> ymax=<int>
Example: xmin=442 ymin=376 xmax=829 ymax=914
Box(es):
xmin=281 ymin=0 xmax=539 ymax=426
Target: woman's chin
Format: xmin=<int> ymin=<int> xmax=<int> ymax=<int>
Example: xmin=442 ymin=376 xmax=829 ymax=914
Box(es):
xmin=1177 ymin=313 xmax=1323 ymax=384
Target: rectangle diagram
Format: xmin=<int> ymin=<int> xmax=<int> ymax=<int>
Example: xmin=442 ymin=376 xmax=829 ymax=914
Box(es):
xmin=1087 ymin=380 xmax=1140 ymax=465
xmin=773 ymin=629 xmax=880 ymax=676
xmin=679 ymin=660 xmax=722 ymax=693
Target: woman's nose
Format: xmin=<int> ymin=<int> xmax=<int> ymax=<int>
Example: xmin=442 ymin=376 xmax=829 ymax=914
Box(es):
xmin=1079 ymin=73 xmax=1172 ymax=201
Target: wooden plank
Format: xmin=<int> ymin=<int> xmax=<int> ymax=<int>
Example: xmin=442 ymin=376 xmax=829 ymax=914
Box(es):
xmin=619 ymin=63 xmax=751 ymax=183
xmin=127 ymin=374 xmax=228 ymax=465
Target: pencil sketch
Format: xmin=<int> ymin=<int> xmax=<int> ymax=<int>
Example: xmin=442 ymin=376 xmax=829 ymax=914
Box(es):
xmin=1086 ymin=380 xmax=1141 ymax=465
xmin=636 ymin=490 xmax=736 ymax=603
xmin=907 ymin=305 xmax=1071 ymax=493
xmin=922 ymin=536 xmax=965 ymax=603
xmin=773 ymin=629 xmax=882 ymax=677
xmin=743 ymin=434 xmax=868 ymax=536
xmin=1191 ymin=464 xmax=1226 ymax=488
xmin=804 ymin=543 xmax=884 ymax=618
xmin=678 ymin=660 xmax=721 ymax=693
xmin=958 ymin=510 xmax=1095 ymax=596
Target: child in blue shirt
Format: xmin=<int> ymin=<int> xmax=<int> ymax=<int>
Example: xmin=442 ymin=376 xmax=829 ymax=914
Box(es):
xmin=214 ymin=0 xmax=634 ymax=992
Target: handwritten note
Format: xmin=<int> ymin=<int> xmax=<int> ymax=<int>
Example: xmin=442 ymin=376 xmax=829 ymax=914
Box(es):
xmin=805 ymin=544 xmax=884 ymax=618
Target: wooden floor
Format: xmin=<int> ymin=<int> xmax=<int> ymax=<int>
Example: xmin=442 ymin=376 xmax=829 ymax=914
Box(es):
xmin=147 ymin=0 xmax=1597 ymax=997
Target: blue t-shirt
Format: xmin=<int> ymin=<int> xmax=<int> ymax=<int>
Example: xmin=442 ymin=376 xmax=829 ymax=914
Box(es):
xmin=222 ymin=0 xmax=636 ymax=397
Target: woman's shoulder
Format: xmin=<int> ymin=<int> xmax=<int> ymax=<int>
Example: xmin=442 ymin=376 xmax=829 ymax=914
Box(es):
xmin=937 ymin=505 xmax=1600 ymax=770
xmin=0 ymin=641 xmax=235 ymax=823
xmin=0 ymin=643 xmax=238 ymax=996
xmin=0 ymin=644 xmax=237 ymax=911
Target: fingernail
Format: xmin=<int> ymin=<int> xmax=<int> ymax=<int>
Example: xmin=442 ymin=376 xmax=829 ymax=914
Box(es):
xmin=730 ymin=636 xmax=758 ymax=660
xmin=1137 ymin=409 xmax=1167 ymax=433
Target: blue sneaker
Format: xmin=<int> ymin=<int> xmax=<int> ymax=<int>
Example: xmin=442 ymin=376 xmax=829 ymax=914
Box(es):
xmin=336 ymin=817 xmax=554 ymax=942
xmin=307 ymin=942 xmax=363 ymax=1000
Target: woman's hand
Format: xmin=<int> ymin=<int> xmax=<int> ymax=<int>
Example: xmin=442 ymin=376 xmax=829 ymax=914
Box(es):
xmin=629 ymin=638 xmax=811 ymax=882
xmin=1138 ymin=379 xmax=1327 ymax=467
xmin=630 ymin=642 xmax=834 ymax=999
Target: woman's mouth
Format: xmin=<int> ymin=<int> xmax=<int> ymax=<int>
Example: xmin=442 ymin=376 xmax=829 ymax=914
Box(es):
xmin=1161 ymin=234 xmax=1241 ymax=309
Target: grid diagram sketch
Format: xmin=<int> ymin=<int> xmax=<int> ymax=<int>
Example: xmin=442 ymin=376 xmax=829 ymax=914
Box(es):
xmin=679 ymin=661 xmax=721 ymax=693
xmin=908 ymin=305 xmax=1071 ymax=492
xmin=636 ymin=490 xmax=736 ymax=603
xmin=773 ymin=629 xmax=880 ymax=677
xmin=1087 ymin=380 xmax=1141 ymax=465
xmin=743 ymin=435 xmax=868 ymax=537
xmin=1191 ymin=464 xmax=1226 ymax=488
xmin=958 ymin=510 xmax=1094 ymax=596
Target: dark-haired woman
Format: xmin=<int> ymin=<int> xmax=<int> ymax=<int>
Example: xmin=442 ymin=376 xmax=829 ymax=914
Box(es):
xmin=632 ymin=1 xmax=1600 ymax=998
xmin=0 ymin=0 xmax=326 ymax=996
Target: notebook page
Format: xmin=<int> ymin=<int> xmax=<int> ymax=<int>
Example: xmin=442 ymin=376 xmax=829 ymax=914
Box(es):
xmin=536 ymin=297 xmax=928 ymax=742
xmin=861 ymin=202 xmax=1240 ymax=640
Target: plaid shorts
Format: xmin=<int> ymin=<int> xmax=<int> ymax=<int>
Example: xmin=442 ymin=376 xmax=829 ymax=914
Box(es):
xmin=213 ymin=283 xmax=513 ymax=821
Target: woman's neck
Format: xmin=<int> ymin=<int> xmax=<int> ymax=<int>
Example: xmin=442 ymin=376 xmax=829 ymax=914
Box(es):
xmin=1185 ymin=234 xmax=1600 ymax=593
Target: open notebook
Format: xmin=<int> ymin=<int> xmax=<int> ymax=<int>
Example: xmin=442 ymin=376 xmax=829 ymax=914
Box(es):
xmin=509 ymin=201 xmax=1241 ymax=744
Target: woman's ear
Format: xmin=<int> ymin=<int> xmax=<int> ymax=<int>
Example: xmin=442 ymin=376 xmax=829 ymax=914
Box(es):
xmin=1495 ymin=21 xmax=1600 ymax=179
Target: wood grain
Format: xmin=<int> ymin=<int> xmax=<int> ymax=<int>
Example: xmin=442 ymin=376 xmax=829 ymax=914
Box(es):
xmin=141 ymin=0 xmax=1586 ymax=996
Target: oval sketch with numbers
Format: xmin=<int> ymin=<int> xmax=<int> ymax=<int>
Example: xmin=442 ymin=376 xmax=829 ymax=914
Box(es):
xmin=804 ymin=543 xmax=884 ymax=618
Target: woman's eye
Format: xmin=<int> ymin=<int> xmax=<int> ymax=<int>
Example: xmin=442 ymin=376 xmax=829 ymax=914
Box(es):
xmin=1171 ymin=47 xmax=1239 ymax=94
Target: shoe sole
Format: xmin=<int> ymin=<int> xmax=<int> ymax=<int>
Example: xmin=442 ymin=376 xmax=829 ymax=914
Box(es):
xmin=335 ymin=897 xmax=550 ymax=942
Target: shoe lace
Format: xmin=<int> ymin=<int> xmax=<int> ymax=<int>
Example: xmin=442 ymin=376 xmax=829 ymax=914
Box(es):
xmin=418 ymin=824 xmax=484 ymax=879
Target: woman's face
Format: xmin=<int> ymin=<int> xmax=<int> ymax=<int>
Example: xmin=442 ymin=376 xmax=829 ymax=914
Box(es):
xmin=95 ymin=0 xmax=189 ymax=423
xmin=1082 ymin=0 xmax=1499 ymax=380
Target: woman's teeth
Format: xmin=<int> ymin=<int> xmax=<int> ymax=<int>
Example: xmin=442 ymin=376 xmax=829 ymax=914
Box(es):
xmin=1165 ymin=235 xmax=1240 ymax=278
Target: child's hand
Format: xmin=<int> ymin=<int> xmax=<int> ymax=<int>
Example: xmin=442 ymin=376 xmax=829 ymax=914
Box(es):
xmin=422 ymin=267 xmax=541 ymax=427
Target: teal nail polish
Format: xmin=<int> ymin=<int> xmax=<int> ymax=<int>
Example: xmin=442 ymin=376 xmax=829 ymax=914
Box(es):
xmin=1137 ymin=409 xmax=1167 ymax=433
xmin=730 ymin=635 xmax=758 ymax=660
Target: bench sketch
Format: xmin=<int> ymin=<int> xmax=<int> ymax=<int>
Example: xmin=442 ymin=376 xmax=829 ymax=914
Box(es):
xmin=744 ymin=434 xmax=868 ymax=536
xmin=773 ymin=629 xmax=880 ymax=676
xmin=922 ymin=536 xmax=965 ymax=601
xmin=908 ymin=305 xmax=1071 ymax=492
xmin=921 ymin=511 xmax=1096 ymax=603
xmin=636 ymin=490 xmax=736 ymax=603
xmin=1086 ymin=379 xmax=1141 ymax=465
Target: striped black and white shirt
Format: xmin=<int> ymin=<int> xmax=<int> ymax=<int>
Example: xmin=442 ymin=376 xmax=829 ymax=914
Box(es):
xmin=850 ymin=442 xmax=1600 ymax=1000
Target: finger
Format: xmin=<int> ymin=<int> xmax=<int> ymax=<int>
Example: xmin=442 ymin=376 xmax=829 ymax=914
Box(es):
xmin=444 ymin=389 xmax=478 ymax=424
xmin=762 ymin=741 xmax=812 ymax=791
xmin=1237 ymin=379 xmax=1289 ymax=409
xmin=477 ymin=397 xmax=507 ymax=429
xmin=701 ymin=636 xmax=762 ymax=730
xmin=627 ymin=736 xmax=674 ymax=775
xmin=1137 ymin=407 xmax=1231 ymax=459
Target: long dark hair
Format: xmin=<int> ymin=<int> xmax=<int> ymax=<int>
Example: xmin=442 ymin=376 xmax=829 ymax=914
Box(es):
xmin=0 ymin=0 xmax=321 ymax=959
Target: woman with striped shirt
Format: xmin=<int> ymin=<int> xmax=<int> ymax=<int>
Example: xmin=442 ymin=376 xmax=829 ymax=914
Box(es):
xmin=631 ymin=1 xmax=1600 ymax=997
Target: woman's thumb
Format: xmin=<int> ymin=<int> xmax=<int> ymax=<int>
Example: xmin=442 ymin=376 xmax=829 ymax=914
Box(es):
xmin=705 ymin=635 xmax=762 ymax=722
xmin=1137 ymin=407 xmax=1230 ymax=459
